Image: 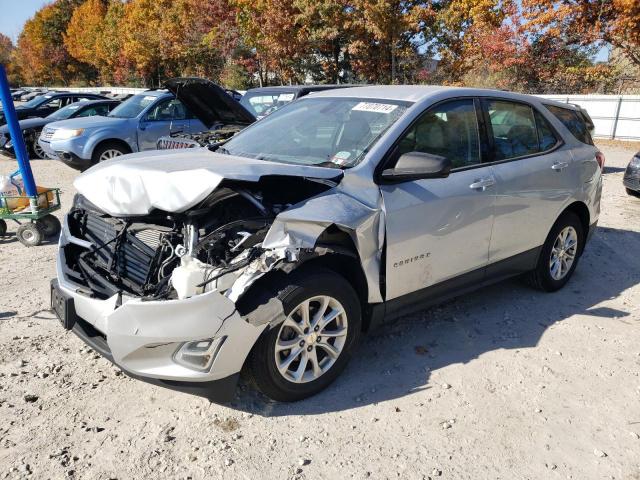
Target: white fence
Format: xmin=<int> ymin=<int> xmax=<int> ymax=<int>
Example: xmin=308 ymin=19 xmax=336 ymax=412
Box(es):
xmin=538 ymin=94 xmax=640 ymax=141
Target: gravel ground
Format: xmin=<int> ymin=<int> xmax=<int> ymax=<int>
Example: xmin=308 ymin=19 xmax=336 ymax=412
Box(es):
xmin=0 ymin=143 xmax=639 ymax=480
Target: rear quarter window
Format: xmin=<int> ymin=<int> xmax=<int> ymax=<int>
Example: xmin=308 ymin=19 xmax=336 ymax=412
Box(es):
xmin=545 ymin=105 xmax=594 ymax=145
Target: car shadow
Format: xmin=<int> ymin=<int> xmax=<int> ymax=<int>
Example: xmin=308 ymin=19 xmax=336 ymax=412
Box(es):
xmin=229 ymin=225 xmax=640 ymax=415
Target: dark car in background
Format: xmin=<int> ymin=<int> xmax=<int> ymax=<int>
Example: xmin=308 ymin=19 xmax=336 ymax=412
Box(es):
xmin=240 ymin=85 xmax=352 ymax=119
xmin=157 ymin=83 xmax=351 ymax=149
xmin=624 ymin=151 xmax=640 ymax=196
xmin=0 ymin=99 xmax=120 ymax=159
xmin=0 ymin=92 xmax=107 ymax=127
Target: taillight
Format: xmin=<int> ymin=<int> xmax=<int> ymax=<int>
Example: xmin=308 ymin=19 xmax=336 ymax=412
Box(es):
xmin=595 ymin=151 xmax=605 ymax=169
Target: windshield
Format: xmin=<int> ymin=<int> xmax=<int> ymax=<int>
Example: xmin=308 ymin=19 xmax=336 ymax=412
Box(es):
xmin=239 ymin=91 xmax=296 ymax=117
xmin=46 ymin=103 xmax=83 ymax=120
xmin=220 ymin=97 xmax=409 ymax=168
xmin=108 ymin=94 xmax=159 ymax=119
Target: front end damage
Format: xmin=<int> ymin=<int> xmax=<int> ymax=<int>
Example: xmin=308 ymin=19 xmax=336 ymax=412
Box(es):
xmin=55 ymin=161 xmax=384 ymax=401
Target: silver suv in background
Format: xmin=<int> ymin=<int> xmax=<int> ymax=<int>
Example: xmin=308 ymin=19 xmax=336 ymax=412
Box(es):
xmin=51 ymin=86 xmax=602 ymax=403
xmin=38 ymin=81 xmax=248 ymax=170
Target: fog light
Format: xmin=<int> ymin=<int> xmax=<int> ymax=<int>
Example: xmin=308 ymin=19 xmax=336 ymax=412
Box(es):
xmin=173 ymin=336 xmax=226 ymax=372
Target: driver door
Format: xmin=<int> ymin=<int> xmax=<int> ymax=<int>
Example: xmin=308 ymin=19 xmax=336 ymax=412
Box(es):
xmin=137 ymin=98 xmax=190 ymax=150
xmin=380 ymin=98 xmax=496 ymax=300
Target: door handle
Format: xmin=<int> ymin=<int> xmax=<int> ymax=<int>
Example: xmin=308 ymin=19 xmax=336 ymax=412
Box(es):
xmin=469 ymin=178 xmax=496 ymax=190
xmin=551 ymin=161 xmax=569 ymax=171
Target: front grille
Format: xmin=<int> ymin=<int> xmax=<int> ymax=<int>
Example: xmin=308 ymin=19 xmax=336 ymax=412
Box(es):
xmin=63 ymin=197 xmax=180 ymax=298
xmin=40 ymin=127 xmax=55 ymax=141
xmin=157 ymin=136 xmax=200 ymax=150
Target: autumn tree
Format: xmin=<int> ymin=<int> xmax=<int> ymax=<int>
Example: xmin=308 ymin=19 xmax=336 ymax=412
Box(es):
xmin=294 ymin=0 xmax=356 ymax=83
xmin=64 ymin=0 xmax=108 ymax=67
xmin=0 ymin=34 xmax=13 ymax=65
xmin=522 ymin=0 xmax=640 ymax=67
xmin=348 ymin=0 xmax=436 ymax=83
xmin=14 ymin=0 xmax=97 ymax=85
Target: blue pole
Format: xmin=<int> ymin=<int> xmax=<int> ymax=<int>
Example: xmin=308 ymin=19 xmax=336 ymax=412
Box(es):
xmin=0 ymin=64 xmax=37 ymax=197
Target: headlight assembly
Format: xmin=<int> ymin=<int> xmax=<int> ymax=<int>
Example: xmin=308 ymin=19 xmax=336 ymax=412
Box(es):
xmin=51 ymin=128 xmax=84 ymax=141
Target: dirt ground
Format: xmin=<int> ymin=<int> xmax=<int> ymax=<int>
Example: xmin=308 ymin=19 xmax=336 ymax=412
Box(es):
xmin=0 ymin=143 xmax=639 ymax=480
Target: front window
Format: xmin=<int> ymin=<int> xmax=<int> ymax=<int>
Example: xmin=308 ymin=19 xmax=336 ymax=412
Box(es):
xmin=108 ymin=94 xmax=161 ymax=119
xmin=397 ymin=99 xmax=481 ymax=169
xmin=240 ymin=91 xmax=295 ymax=117
xmin=220 ymin=97 xmax=409 ymax=168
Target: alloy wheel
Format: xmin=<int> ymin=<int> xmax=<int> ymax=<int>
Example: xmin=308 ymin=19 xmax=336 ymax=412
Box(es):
xmin=32 ymin=139 xmax=46 ymax=159
xmin=549 ymin=226 xmax=578 ymax=280
xmin=99 ymin=149 xmax=123 ymax=161
xmin=274 ymin=295 xmax=348 ymax=384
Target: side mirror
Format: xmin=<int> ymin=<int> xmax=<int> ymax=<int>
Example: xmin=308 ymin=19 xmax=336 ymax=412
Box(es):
xmin=381 ymin=152 xmax=451 ymax=182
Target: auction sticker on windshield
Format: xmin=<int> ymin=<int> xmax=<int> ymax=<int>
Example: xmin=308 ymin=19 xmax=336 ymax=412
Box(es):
xmin=278 ymin=93 xmax=295 ymax=102
xmin=352 ymin=102 xmax=398 ymax=114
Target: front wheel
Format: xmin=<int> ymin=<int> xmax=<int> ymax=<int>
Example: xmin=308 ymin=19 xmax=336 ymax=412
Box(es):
xmin=526 ymin=211 xmax=583 ymax=292
xmin=245 ymin=268 xmax=361 ymax=402
xmin=32 ymin=136 xmax=46 ymax=159
xmin=626 ymin=187 xmax=639 ymax=197
xmin=92 ymin=142 xmax=128 ymax=163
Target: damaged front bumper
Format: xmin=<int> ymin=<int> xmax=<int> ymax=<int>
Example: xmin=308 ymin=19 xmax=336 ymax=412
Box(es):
xmin=53 ymin=224 xmax=267 ymax=402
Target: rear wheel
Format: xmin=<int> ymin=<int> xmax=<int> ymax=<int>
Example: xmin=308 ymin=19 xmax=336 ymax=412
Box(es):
xmin=92 ymin=142 xmax=128 ymax=163
xmin=245 ymin=268 xmax=361 ymax=402
xmin=526 ymin=211 xmax=583 ymax=292
xmin=16 ymin=223 xmax=44 ymax=247
xmin=0 ymin=219 xmax=6 ymax=237
xmin=626 ymin=187 xmax=639 ymax=197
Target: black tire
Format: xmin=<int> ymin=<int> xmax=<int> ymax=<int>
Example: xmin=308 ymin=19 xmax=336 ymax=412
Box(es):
xmin=91 ymin=142 xmax=129 ymax=163
xmin=37 ymin=214 xmax=61 ymax=238
xmin=626 ymin=188 xmax=639 ymax=197
xmin=31 ymin=136 xmax=46 ymax=159
xmin=0 ymin=219 xmax=6 ymax=237
xmin=244 ymin=267 xmax=361 ymax=402
xmin=16 ymin=222 xmax=44 ymax=247
xmin=526 ymin=211 xmax=584 ymax=292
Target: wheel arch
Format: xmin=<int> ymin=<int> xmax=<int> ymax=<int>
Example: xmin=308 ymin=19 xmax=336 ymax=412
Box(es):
xmin=561 ymin=201 xmax=590 ymax=253
xmin=91 ymin=138 xmax=133 ymax=160
xmin=236 ymin=226 xmax=372 ymax=332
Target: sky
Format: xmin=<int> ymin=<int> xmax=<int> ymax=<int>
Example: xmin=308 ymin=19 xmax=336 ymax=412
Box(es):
xmin=1 ymin=0 xmax=610 ymax=62
xmin=0 ymin=0 xmax=50 ymax=41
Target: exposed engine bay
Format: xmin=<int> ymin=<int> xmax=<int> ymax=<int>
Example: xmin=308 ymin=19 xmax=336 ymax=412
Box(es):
xmin=156 ymin=125 xmax=245 ymax=150
xmin=61 ymin=177 xmax=336 ymax=303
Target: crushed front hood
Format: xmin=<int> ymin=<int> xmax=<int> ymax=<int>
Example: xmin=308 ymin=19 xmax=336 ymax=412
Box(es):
xmin=74 ymin=149 xmax=342 ymax=216
xmin=164 ymin=77 xmax=256 ymax=129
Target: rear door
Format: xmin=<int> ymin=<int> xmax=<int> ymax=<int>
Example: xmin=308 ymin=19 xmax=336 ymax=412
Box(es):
xmin=483 ymin=99 xmax=576 ymax=264
xmin=381 ymin=98 xmax=496 ymax=300
xmin=137 ymin=98 xmax=190 ymax=150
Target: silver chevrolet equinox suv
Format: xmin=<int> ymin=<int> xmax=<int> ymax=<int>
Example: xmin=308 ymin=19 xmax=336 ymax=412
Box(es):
xmin=51 ymin=86 xmax=603 ymax=402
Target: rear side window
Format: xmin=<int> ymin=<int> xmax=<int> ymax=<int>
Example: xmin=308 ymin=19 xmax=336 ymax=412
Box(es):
xmin=545 ymin=105 xmax=593 ymax=145
xmin=534 ymin=111 xmax=559 ymax=151
xmin=486 ymin=100 xmax=539 ymax=160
